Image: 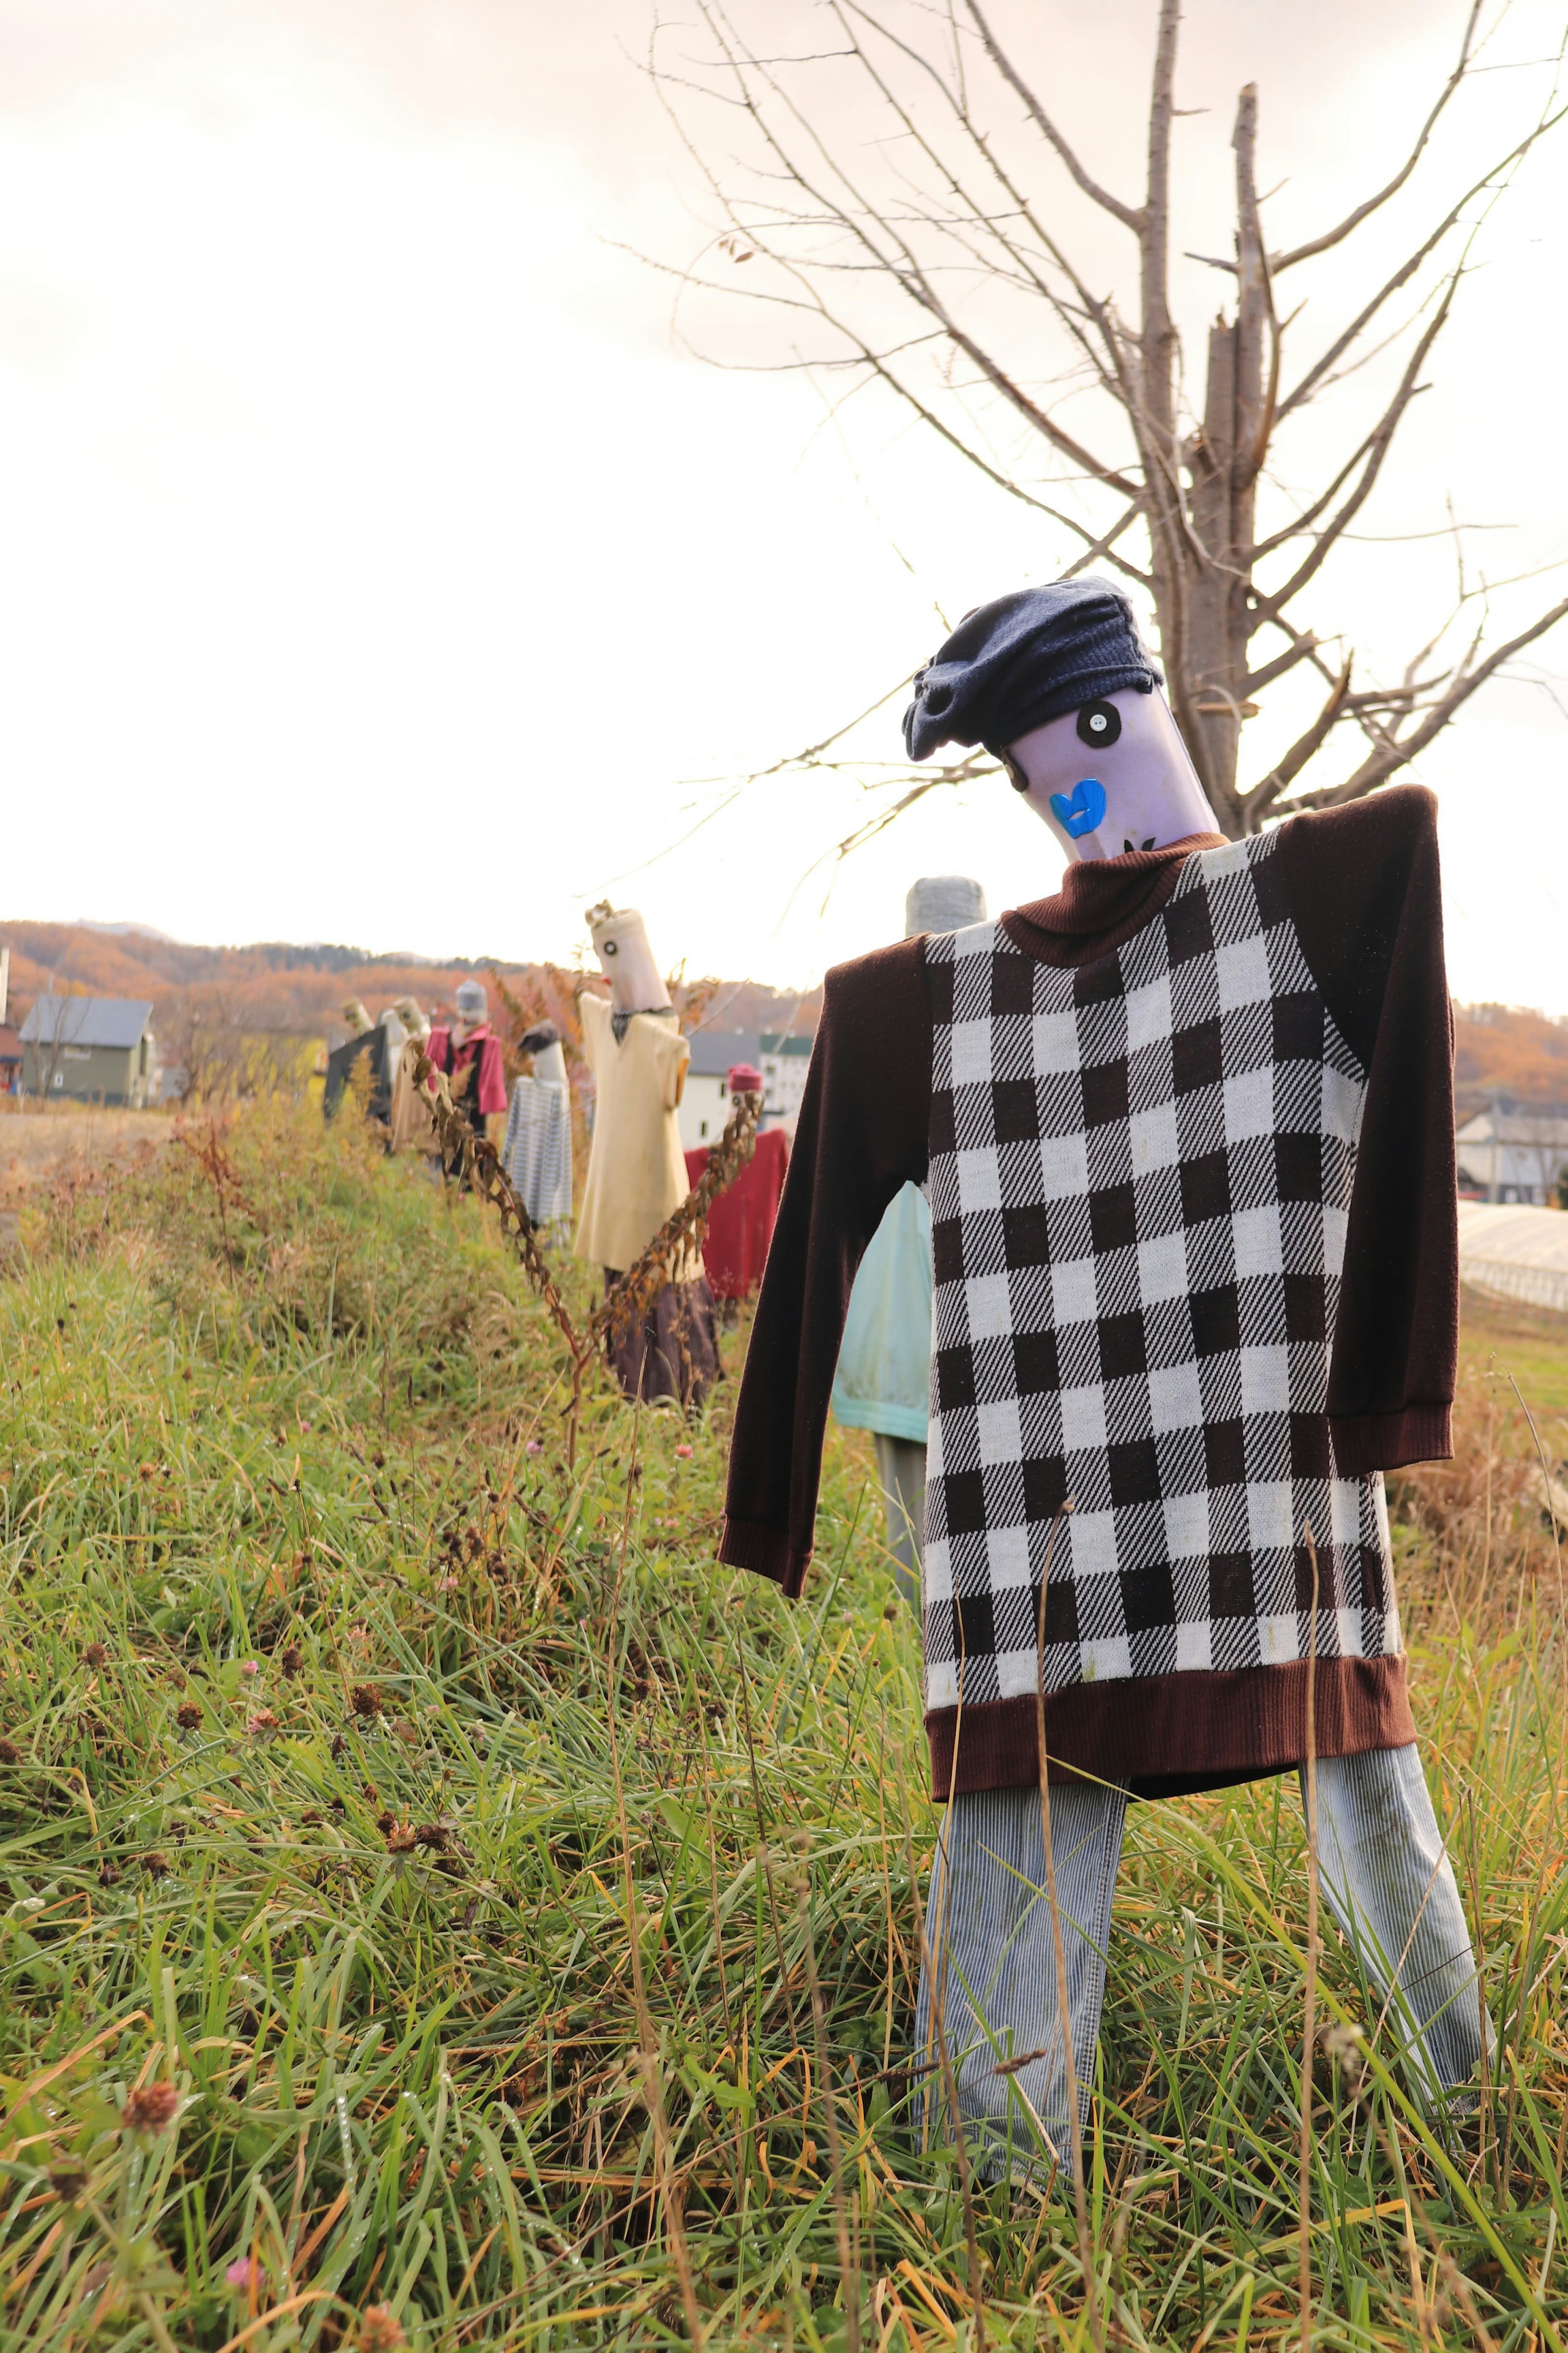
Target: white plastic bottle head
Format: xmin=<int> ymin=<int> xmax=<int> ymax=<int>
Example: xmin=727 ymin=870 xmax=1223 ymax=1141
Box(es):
xmin=585 ymin=902 xmax=671 ymax=1015
xmin=1004 ymin=686 xmax=1218 ymax=862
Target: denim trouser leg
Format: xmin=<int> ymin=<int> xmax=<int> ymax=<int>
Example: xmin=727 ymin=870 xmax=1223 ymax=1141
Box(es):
xmin=914 ymin=1782 xmax=1127 ymax=2180
xmin=1309 ymin=1742 xmax=1493 ymax=2109
xmin=911 ymin=1745 xmax=1491 ymax=2183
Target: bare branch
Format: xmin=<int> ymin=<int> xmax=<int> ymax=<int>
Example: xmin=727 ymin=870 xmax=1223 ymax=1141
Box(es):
xmin=837 ymin=0 xmax=1143 ymax=416
xmin=640 ymin=20 xmax=1147 ymax=529
xmin=961 ymin=0 xmax=1145 ymax=231
xmin=1278 ymin=94 xmax=1568 ymax=422
xmin=1256 ymin=268 xmax=1461 ymax=622
xmin=1251 ymin=415 xmax=1407 ymax=562
xmin=1280 ymin=598 xmax=1568 ymax=809
xmin=1061 ymin=498 xmax=1148 ymax=579
xmin=1243 ymin=661 xmax=1353 ymax=829
xmin=1232 ymin=83 xmax=1275 ymax=492
xmin=697 ymin=0 xmax=1144 ymax=489
xmin=1243 ymin=632 xmax=1321 ymax=696
xmin=1271 ymin=2 xmax=1482 ymax=270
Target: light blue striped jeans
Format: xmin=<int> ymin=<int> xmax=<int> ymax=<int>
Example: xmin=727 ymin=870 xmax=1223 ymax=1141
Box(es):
xmin=914 ymin=1747 xmax=1492 ymax=2181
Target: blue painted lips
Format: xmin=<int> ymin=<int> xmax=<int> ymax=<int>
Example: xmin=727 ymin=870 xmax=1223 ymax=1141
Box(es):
xmin=1049 ymin=777 xmax=1107 ymax=838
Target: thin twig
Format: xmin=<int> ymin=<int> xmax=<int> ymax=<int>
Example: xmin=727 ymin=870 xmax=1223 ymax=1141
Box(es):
xmin=1299 ymin=1521 xmax=1322 ymax=2353
xmin=1033 ymin=1497 xmax=1100 ymax=2347
xmin=604 ymin=1427 xmax=704 ymax=2347
xmin=795 ymin=1836 xmax=861 ymax=2353
xmin=1465 ymin=1789 xmax=1496 ymax=2185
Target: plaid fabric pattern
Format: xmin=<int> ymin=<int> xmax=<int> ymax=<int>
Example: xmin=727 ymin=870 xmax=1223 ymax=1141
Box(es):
xmin=922 ymin=836 xmax=1399 ymax=1712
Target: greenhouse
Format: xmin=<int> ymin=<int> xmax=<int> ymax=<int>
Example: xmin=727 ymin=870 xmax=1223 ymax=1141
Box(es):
xmin=1457 ymin=1200 xmax=1568 ymax=1314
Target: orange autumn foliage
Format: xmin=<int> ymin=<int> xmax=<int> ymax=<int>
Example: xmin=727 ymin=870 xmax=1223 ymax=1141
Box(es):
xmin=0 ymin=921 xmax=820 ymax=1068
xmin=1453 ymin=1003 xmax=1568 ymax=1118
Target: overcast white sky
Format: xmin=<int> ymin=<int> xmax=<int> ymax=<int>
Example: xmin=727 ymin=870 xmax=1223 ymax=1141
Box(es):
xmin=2 ymin=0 xmax=1566 ymax=1006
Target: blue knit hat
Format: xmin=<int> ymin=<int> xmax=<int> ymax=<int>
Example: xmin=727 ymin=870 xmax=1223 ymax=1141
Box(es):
xmin=903 ymin=577 xmax=1160 ymax=762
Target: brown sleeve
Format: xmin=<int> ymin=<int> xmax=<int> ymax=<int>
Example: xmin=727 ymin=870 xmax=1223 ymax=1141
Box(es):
xmin=719 ymin=937 xmax=931 ymax=1595
xmin=1277 ymin=785 xmax=1456 ymax=1471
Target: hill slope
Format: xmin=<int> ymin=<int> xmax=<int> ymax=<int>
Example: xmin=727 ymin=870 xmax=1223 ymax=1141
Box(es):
xmin=7 ymin=921 xmax=1561 ymax=1108
xmin=0 ymin=921 xmax=820 ymax=1047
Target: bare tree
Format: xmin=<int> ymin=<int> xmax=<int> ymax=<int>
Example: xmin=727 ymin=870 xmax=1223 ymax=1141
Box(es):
xmin=643 ymin=0 xmax=1568 ymax=842
xmin=160 ymin=988 xmax=319 ymax=1106
xmin=23 ymin=989 xmax=89 ymax=1106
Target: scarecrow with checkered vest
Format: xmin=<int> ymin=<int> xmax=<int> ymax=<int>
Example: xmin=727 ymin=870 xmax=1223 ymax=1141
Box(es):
xmin=719 ymin=579 xmax=1489 ymax=2179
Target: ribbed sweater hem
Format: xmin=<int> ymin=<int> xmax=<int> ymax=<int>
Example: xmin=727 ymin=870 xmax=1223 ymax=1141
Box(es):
xmin=1330 ymin=1404 xmax=1452 ymax=1474
xmin=926 ymin=1653 xmax=1414 ymax=1800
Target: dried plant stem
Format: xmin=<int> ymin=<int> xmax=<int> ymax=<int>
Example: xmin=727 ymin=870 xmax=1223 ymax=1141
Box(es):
xmin=1465 ymin=1791 xmax=1496 ymax=2183
xmin=1300 ymin=1521 xmax=1322 ymax=2353
xmin=727 ymin=1603 xmax=801 ymax=2044
xmin=604 ymin=1431 xmax=704 ymax=2348
xmin=895 ymin=1802 xmax=985 ymax=2353
xmin=797 ymin=1849 xmax=860 ymax=2353
xmin=1509 ymin=1373 xmax=1565 ymax=1624
xmin=408 ymin=1043 xmax=759 ymax=1462
xmin=1033 ymin=1499 xmax=1099 ymax=2350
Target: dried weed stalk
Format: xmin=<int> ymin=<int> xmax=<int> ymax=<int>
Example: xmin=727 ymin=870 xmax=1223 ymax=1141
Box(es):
xmin=407 ymin=1041 xmax=760 ymax=1460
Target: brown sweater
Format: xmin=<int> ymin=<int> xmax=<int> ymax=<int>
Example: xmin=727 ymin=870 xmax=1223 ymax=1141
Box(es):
xmin=720 ymin=789 xmax=1457 ymax=1798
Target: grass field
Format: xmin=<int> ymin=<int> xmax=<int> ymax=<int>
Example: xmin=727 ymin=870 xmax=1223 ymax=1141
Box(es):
xmin=0 ymin=1101 xmax=171 ymax=1180
xmin=0 ymin=1104 xmax=1565 ymax=2351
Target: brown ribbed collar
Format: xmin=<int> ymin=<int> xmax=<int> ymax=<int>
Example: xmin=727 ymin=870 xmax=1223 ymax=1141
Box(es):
xmin=1001 ymin=832 xmax=1227 ymax=968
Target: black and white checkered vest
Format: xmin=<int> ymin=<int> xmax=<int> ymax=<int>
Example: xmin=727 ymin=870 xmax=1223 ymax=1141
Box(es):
xmin=922 ymin=835 xmax=1399 ymax=1713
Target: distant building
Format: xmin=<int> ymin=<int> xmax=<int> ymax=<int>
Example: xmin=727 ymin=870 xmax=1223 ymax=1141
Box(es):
xmin=0 ymin=1026 xmax=20 ymax=1095
xmin=679 ymin=1031 xmax=755 ymax=1152
xmin=20 ymin=997 xmax=156 ymax=1107
xmin=760 ymin=1030 xmax=813 ymax=1131
xmin=677 ymin=1028 xmax=815 ymax=1151
xmin=1455 ymin=1102 xmax=1568 ymax=1205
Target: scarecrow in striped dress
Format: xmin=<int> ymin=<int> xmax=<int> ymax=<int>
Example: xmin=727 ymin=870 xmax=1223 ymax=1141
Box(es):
xmin=502 ymin=1020 xmax=573 ymax=1238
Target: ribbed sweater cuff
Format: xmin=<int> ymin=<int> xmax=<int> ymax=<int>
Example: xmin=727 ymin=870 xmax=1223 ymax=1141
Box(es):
xmin=718 ymin=1516 xmax=811 ymax=1600
xmin=1330 ymin=1403 xmax=1452 ymax=1474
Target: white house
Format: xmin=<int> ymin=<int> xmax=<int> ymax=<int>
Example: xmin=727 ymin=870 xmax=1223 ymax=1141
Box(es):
xmin=1455 ymin=1104 xmax=1568 ymax=1204
xmin=676 ymin=1028 xmax=815 ymax=1153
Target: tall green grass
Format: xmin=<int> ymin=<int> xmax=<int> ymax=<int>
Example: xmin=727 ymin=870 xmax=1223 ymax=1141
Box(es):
xmin=0 ymin=1103 xmax=1563 ymax=2350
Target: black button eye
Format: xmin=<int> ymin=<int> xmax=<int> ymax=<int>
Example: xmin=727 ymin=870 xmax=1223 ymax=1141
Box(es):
xmin=1076 ymin=698 xmax=1122 ymax=747
xmin=603 ymin=940 xmax=618 ymax=955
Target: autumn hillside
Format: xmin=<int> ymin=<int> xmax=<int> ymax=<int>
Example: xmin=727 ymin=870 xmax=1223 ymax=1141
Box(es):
xmin=0 ymin=922 xmax=821 ymax=1053
xmin=1452 ymin=1001 xmax=1568 ymax=1118
xmin=2 ymin=921 xmax=1564 ymax=1109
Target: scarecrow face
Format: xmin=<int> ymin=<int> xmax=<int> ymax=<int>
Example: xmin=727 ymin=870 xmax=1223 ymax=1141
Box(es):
xmin=589 ymin=912 xmax=635 ymax=973
xmin=1005 ymin=685 xmax=1214 ymax=861
xmin=585 ymin=904 xmax=668 ymax=1013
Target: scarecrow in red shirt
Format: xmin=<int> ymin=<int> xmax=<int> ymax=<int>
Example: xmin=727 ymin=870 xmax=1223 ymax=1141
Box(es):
xmin=424 ymin=979 xmax=508 ymax=1177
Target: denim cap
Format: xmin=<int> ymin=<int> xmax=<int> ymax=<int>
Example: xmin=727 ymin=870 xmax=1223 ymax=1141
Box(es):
xmin=902 ymin=577 xmax=1160 ymax=762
